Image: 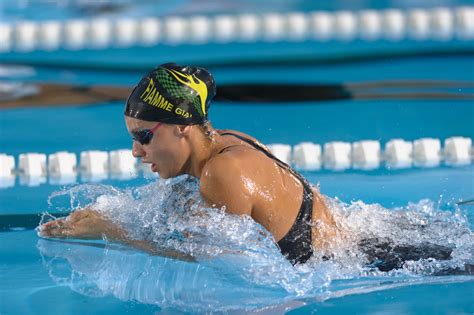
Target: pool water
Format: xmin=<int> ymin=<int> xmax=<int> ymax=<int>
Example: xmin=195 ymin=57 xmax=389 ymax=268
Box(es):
xmin=1 ymin=2 xmax=474 ymax=313
xmin=1 ymin=58 xmax=473 ymax=313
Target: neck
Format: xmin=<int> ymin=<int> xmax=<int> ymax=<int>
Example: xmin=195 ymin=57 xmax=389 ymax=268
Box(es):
xmin=185 ymin=127 xmax=219 ymax=178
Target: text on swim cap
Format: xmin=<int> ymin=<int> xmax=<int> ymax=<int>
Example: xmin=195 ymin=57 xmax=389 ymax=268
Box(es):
xmin=140 ymin=78 xmax=174 ymax=112
xmin=140 ymin=78 xmax=193 ymax=119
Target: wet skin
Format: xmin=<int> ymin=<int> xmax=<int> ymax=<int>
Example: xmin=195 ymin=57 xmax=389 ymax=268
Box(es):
xmin=40 ymin=117 xmax=338 ymax=257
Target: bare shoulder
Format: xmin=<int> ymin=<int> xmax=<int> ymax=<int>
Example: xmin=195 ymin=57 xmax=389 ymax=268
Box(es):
xmin=200 ymin=150 xmax=249 ymax=190
xmin=200 ymin=149 xmax=256 ymax=215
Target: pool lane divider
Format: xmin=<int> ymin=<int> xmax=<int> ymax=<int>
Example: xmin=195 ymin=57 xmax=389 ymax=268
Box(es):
xmin=0 ymin=136 xmax=471 ymax=189
xmin=0 ymin=7 xmax=473 ymax=53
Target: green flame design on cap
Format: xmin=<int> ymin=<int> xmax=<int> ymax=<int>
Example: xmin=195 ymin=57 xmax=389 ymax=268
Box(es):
xmin=155 ymin=68 xmax=204 ymax=117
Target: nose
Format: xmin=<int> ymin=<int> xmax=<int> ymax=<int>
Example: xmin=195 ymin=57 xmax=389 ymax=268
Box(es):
xmin=132 ymin=141 xmax=145 ymax=158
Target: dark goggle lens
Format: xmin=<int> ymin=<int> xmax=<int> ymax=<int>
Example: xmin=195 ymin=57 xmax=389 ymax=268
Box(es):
xmin=132 ymin=129 xmax=153 ymax=145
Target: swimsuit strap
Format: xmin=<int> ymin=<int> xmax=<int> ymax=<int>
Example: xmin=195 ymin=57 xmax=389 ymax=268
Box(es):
xmin=217 ymin=144 xmax=242 ymax=155
xmin=219 ymin=132 xmax=311 ymax=187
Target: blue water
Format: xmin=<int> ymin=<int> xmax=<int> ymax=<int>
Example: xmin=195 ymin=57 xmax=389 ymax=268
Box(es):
xmin=2 ymin=0 xmax=473 ymax=22
xmin=1 ymin=176 xmax=473 ymax=314
xmin=1 ymin=2 xmax=474 ymax=313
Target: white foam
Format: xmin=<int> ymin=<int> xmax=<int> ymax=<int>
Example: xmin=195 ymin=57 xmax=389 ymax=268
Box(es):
xmin=41 ymin=178 xmax=473 ymax=310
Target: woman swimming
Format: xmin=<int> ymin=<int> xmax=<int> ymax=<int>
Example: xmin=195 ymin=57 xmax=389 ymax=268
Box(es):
xmin=39 ymin=63 xmax=464 ymax=270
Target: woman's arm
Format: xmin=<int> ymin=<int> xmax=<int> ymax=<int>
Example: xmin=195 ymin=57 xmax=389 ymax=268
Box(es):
xmin=39 ymin=208 xmax=194 ymax=262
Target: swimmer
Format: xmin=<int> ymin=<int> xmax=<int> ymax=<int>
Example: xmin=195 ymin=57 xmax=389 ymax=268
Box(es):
xmin=39 ymin=62 xmax=338 ymax=265
xmin=39 ymin=63 xmax=464 ymax=270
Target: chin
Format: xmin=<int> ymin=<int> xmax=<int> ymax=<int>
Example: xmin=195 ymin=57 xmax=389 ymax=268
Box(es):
xmin=157 ymin=172 xmax=170 ymax=179
xmin=156 ymin=170 xmax=173 ymax=179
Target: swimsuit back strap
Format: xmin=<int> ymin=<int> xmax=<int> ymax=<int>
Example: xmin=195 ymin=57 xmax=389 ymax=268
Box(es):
xmin=219 ymin=132 xmax=311 ymax=187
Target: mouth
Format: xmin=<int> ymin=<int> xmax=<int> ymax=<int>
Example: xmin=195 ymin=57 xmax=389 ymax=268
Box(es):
xmin=142 ymin=161 xmax=158 ymax=172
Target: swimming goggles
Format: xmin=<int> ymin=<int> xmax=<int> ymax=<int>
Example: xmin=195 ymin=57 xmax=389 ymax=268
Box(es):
xmin=131 ymin=122 xmax=162 ymax=145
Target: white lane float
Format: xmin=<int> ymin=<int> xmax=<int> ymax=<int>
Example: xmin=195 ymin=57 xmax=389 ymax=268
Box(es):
xmin=64 ymin=19 xmax=89 ymax=50
xmin=214 ymin=15 xmax=238 ymax=42
xmin=383 ymin=9 xmax=406 ymax=40
xmin=163 ymin=16 xmax=188 ymax=44
xmin=80 ymin=150 xmax=109 ymax=181
xmin=15 ymin=21 xmax=38 ymax=52
xmin=287 ymin=12 xmax=309 ymax=41
xmin=266 ymin=144 xmax=292 ymax=165
xmin=444 ymin=136 xmax=472 ymax=166
xmin=237 ymin=14 xmax=261 ymax=41
xmin=115 ymin=18 xmax=138 ymax=47
xmin=293 ymin=142 xmax=322 ymax=171
xmin=359 ymin=10 xmax=382 ymax=40
xmin=89 ymin=18 xmax=112 ymax=48
xmin=48 ymin=151 xmax=77 ymax=185
xmin=0 ymin=23 xmax=13 ymax=52
xmin=262 ymin=13 xmax=286 ymax=41
xmin=413 ymin=138 xmax=442 ymax=167
xmin=456 ymin=6 xmax=474 ymax=39
xmin=0 ymin=154 xmax=15 ymax=188
xmin=189 ymin=16 xmax=212 ymax=44
xmin=408 ymin=9 xmax=431 ymax=39
xmin=140 ymin=18 xmax=161 ymax=46
xmin=334 ymin=11 xmax=357 ymax=40
xmin=384 ymin=139 xmax=413 ymax=169
xmin=19 ymin=153 xmax=47 ymax=177
xmin=431 ymin=7 xmax=454 ymax=40
xmin=0 ymin=154 xmax=15 ymax=178
xmin=323 ymin=141 xmax=352 ymax=171
xmin=3 ymin=7 xmax=474 ymax=51
xmin=39 ymin=21 xmax=62 ymax=51
xmin=311 ymin=12 xmax=334 ymax=40
xmin=109 ymin=149 xmax=138 ymax=179
xmin=352 ymin=140 xmax=381 ymax=170
xmin=2 ymin=136 xmax=472 ymax=189
xmin=48 ymin=151 xmax=77 ymax=177
xmin=18 ymin=153 xmax=47 ymax=186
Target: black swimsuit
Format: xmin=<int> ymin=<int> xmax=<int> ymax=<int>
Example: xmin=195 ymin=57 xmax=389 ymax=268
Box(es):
xmin=219 ymin=132 xmax=314 ymax=265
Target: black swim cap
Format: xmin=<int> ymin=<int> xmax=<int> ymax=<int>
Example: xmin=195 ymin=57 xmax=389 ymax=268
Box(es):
xmin=125 ymin=63 xmax=216 ymax=125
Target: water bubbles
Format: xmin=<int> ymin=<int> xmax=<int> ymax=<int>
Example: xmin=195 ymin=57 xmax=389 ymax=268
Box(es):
xmin=39 ymin=177 xmax=473 ymax=310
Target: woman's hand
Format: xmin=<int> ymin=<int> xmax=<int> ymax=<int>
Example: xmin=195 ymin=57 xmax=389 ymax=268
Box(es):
xmin=39 ymin=208 xmax=125 ymax=241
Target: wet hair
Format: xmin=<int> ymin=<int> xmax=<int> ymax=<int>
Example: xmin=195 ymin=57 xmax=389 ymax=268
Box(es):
xmin=198 ymin=120 xmax=216 ymax=142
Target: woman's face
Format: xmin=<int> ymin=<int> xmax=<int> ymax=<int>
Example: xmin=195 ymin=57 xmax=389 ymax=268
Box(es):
xmin=125 ymin=116 xmax=190 ymax=178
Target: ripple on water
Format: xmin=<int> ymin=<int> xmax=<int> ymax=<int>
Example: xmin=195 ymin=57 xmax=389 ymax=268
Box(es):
xmin=39 ymin=175 xmax=474 ymax=311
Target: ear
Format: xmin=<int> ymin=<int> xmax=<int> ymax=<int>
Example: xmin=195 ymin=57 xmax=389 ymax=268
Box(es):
xmin=175 ymin=125 xmax=192 ymax=137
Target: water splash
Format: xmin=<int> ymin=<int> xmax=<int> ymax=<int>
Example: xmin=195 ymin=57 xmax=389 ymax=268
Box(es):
xmin=39 ymin=176 xmax=474 ymax=311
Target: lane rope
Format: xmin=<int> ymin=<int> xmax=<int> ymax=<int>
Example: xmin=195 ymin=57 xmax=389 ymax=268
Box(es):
xmin=0 ymin=136 xmax=471 ymax=188
xmin=0 ymin=7 xmax=473 ymax=52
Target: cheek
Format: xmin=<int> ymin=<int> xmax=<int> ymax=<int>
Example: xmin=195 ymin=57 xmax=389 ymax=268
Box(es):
xmin=152 ymin=144 xmax=176 ymax=164
xmin=159 ymin=144 xmax=186 ymax=169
